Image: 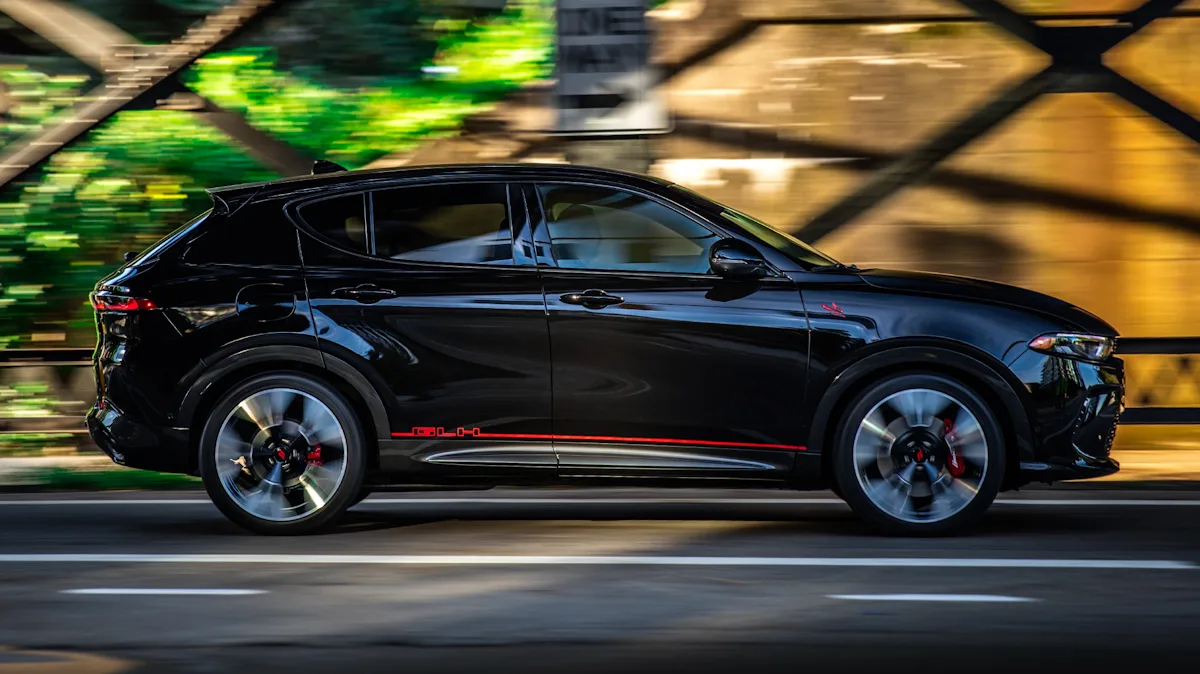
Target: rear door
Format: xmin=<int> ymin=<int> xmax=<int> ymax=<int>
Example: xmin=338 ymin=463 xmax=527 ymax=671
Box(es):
xmin=296 ymin=181 xmax=554 ymax=477
xmin=527 ymin=182 xmax=811 ymax=479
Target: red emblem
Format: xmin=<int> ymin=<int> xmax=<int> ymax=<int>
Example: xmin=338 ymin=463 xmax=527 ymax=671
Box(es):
xmin=821 ymin=302 xmax=846 ymax=318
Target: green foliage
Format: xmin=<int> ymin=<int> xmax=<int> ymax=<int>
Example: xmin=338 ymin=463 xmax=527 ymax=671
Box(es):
xmin=0 ymin=66 xmax=92 ymax=147
xmin=271 ymin=0 xmax=435 ymax=78
xmin=15 ymin=466 xmax=202 ymax=490
xmin=0 ymin=113 xmax=275 ymax=346
xmin=0 ymin=0 xmax=553 ymax=348
xmin=186 ymin=0 xmax=553 ymax=167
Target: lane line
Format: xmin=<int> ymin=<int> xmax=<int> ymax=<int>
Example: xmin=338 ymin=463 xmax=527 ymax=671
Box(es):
xmin=61 ymin=588 xmax=266 ymax=596
xmin=0 ymin=554 xmax=1192 ymax=570
xmin=829 ymin=594 xmax=1038 ymax=603
xmin=3 ymin=497 xmax=1200 ymax=507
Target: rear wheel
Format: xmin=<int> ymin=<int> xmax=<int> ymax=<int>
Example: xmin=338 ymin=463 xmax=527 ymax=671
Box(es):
xmin=199 ymin=373 xmax=366 ymax=535
xmin=832 ymin=373 xmax=1004 ymax=536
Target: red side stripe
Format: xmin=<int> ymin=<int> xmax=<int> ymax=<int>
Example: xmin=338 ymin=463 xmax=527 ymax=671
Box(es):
xmin=390 ymin=431 xmax=805 ymax=452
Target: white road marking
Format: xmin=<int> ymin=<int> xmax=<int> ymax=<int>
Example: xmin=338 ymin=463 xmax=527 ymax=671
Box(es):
xmin=0 ymin=554 xmax=1193 ymax=570
xmin=2 ymin=497 xmax=1200 ymax=507
xmin=830 ymin=593 xmax=1038 ymax=603
xmin=61 ymin=588 xmax=266 ymax=596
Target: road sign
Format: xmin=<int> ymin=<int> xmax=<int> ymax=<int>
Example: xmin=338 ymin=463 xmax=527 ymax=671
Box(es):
xmin=555 ymin=0 xmax=668 ymax=135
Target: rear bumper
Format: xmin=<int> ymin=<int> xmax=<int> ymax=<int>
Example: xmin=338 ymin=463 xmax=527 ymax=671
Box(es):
xmin=86 ymin=400 xmax=192 ymax=474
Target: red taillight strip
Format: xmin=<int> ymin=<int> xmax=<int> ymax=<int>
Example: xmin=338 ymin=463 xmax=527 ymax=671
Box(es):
xmin=90 ymin=294 xmax=157 ymax=311
xmin=391 ymin=430 xmax=805 ymax=452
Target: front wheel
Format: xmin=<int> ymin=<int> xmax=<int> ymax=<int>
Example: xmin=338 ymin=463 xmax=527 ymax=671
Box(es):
xmin=832 ymin=373 xmax=1005 ymax=536
xmin=199 ymin=373 xmax=366 ymax=535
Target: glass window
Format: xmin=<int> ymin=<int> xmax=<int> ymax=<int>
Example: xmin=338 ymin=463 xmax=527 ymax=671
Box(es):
xmin=536 ymin=184 xmax=719 ymax=274
xmin=297 ymin=193 xmax=368 ymax=254
xmin=372 ymin=183 xmax=512 ymax=264
xmin=668 ymin=184 xmax=840 ymax=268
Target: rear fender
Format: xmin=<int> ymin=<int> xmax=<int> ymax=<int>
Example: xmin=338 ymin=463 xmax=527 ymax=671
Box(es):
xmin=176 ymin=343 xmax=391 ymax=440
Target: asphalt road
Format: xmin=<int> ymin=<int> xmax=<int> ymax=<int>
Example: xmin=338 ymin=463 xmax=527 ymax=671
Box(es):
xmin=2 ymin=488 xmax=1200 ymax=674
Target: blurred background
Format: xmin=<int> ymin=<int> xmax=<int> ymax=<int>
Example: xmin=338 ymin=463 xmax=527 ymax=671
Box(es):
xmin=0 ymin=0 xmax=1199 ymax=487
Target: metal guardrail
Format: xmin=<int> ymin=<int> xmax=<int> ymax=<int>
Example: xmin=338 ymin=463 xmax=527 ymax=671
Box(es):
xmin=1117 ymin=337 xmax=1200 ymax=425
xmin=0 ymin=348 xmax=92 ymax=366
xmin=3 ymin=338 xmax=1199 ymax=426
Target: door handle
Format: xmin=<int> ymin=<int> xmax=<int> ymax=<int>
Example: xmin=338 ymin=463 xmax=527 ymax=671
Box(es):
xmin=333 ymin=284 xmax=397 ymax=304
xmin=560 ymin=289 xmax=624 ymax=308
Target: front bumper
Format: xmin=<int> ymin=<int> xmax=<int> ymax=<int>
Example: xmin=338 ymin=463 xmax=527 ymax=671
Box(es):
xmin=1010 ymin=350 xmax=1124 ymax=485
xmin=86 ymin=400 xmax=192 ymax=474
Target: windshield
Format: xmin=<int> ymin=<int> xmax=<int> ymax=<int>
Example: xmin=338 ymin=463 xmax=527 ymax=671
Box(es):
xmin=668 ymin=186 xmax=840 ymax=268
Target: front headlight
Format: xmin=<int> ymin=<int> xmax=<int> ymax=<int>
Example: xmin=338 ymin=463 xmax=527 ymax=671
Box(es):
xmin=1028 ymin=332 xmax=1114 ymax=362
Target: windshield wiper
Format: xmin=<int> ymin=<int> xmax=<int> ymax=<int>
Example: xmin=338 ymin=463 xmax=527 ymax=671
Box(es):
xmin=809 ymin=262 xmax=859 ymax=273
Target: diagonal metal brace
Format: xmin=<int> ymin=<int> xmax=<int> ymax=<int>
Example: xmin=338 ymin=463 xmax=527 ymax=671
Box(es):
xmin=0 ymin=0 xmax=297 ymax=190
xmin=0 ymin=0 xmax=313 ymax=177
xmin=799 ymin=0 xmax=1199 ymax=243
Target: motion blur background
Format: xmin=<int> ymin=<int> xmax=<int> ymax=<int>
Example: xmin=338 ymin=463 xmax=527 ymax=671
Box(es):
xmin=0 ymin=0 xmax=1198 ymax=487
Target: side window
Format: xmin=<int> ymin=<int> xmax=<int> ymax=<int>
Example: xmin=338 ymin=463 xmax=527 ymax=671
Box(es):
xmin=371 ymin=183 xmax=512 ymax=265
xmin=297 ymin=193 xmax=368 ymax=254
xmin=536 ymin=184 xmax=719 ymax=274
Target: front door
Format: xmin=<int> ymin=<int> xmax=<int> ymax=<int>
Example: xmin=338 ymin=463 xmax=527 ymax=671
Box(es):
xmin=296 ymin=181 xmax=554 ymax=477
xmin=527 ymin=182 xmax=810 ymax=479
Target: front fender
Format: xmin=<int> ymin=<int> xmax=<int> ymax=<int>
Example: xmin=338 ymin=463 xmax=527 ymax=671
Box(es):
xmin=805 ymin=341 xmax=1036 ymax=468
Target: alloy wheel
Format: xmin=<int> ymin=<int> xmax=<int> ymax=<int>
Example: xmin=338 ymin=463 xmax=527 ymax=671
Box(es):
xmin=851 ymin=388 xmax=988 ymax=524
xmin=215 ymin=387 xmax=348 ymax=522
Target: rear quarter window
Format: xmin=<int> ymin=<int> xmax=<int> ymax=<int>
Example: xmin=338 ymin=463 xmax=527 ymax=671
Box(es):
xmin=182 ymin=202 xmax=303 ymax=267
xmin=295 ymin=193 xmax=369 ymax=255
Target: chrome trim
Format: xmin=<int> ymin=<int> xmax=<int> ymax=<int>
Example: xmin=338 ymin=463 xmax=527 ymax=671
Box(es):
xmin=423 ymin=445 xmax=557 ymax=466
xmin=556 ymin=446 xmax=775 ymax=471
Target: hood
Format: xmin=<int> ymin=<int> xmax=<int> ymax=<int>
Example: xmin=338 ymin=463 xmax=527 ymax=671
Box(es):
xmin=858 ymin=268 xmax=1118 ymax=337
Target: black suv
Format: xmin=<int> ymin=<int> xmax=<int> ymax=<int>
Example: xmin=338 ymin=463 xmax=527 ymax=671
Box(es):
xmin=86 ymin=163 xmax=1124 ymax=535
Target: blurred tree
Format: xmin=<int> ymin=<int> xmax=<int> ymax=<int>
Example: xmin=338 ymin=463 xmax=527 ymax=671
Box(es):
xmin=0 ymin=0 xmax=552 ymax=347
xmin=69 ymin=0 xmax=506 ymax=81
xmin=0 ymin=111 xmax=275 ymax=347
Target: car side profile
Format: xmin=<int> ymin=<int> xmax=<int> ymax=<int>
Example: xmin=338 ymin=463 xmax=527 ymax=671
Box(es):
xmin=86 ymin=163 xmax=1124 ymax=535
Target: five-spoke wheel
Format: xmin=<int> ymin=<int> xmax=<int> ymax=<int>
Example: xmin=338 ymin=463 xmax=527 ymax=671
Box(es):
xmin=200 ymin=373 xmax=365 ymax=535
xmin=833 ymin=373 xmax=1004 ymax=535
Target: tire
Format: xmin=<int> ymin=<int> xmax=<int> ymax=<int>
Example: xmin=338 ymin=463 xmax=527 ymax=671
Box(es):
xmin=350 ymin=488 xmax=372 ymax=508
xmin=832 ymin=372 xmax=1005 ymax=536
xmin=199 ymin=372 xmax=366 ymax=535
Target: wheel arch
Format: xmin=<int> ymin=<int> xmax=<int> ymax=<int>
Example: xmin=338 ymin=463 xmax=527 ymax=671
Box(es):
xmin=176 ymin=344 xmax=391 ymax=474
xmin=808 ymin=339 xmax=1035 ymax=491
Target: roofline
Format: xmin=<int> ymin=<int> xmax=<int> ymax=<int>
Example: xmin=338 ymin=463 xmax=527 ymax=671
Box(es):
xmin=206 ymin=163 xmax=672 ymax=198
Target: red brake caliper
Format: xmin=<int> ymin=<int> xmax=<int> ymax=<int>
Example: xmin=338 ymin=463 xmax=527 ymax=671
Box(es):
xmin=306 ymin=444 xmax=323 ymax=466
xmin=944 ymin=419 xmax=966 ymax=478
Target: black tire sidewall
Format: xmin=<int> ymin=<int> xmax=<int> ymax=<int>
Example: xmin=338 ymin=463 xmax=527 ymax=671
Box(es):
xmin=832 ymin=373 xmax=1005 ymax=536
xmin=350 ymin=488 xmax=372 ymax=508
xmin=199 ymin=372 xmax=366 ymax=535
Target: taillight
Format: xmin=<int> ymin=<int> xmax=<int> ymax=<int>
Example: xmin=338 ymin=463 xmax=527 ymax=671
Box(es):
xmin=90 ymin=293 xmax=157 ymax=312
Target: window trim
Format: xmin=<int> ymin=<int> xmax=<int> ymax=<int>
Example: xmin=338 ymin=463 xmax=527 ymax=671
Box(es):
xmin=527 ymin=179 xmax=740 ymax=279
xmin=290 ymin=190 xmax=371 ymax=258
xmin=285 ymin=179 xmax=526 ymax=270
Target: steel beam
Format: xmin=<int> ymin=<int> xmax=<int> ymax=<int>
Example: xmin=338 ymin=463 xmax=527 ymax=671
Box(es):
xmin=801 ymin=67 xmax=1061 ymax=243
xmin=798 ymin=0 xmax=1200 ymax=243
xmin=0 ymin=0 xmax=312 ymax=177
xmin=0 ymin=0 xmax=298 ymax=188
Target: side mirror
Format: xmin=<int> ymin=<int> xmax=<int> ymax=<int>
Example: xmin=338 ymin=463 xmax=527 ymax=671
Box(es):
xmin=710 ymin=240 xmax=772 ymax=280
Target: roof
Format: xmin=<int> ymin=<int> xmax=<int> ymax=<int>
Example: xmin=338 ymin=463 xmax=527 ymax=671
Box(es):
xmin=206 ymin=163 xmax=674 ymax=202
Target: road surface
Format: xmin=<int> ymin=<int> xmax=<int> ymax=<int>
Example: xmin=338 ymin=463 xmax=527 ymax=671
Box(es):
xmin=1 ymin=488 xmax=1199 ymax=673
